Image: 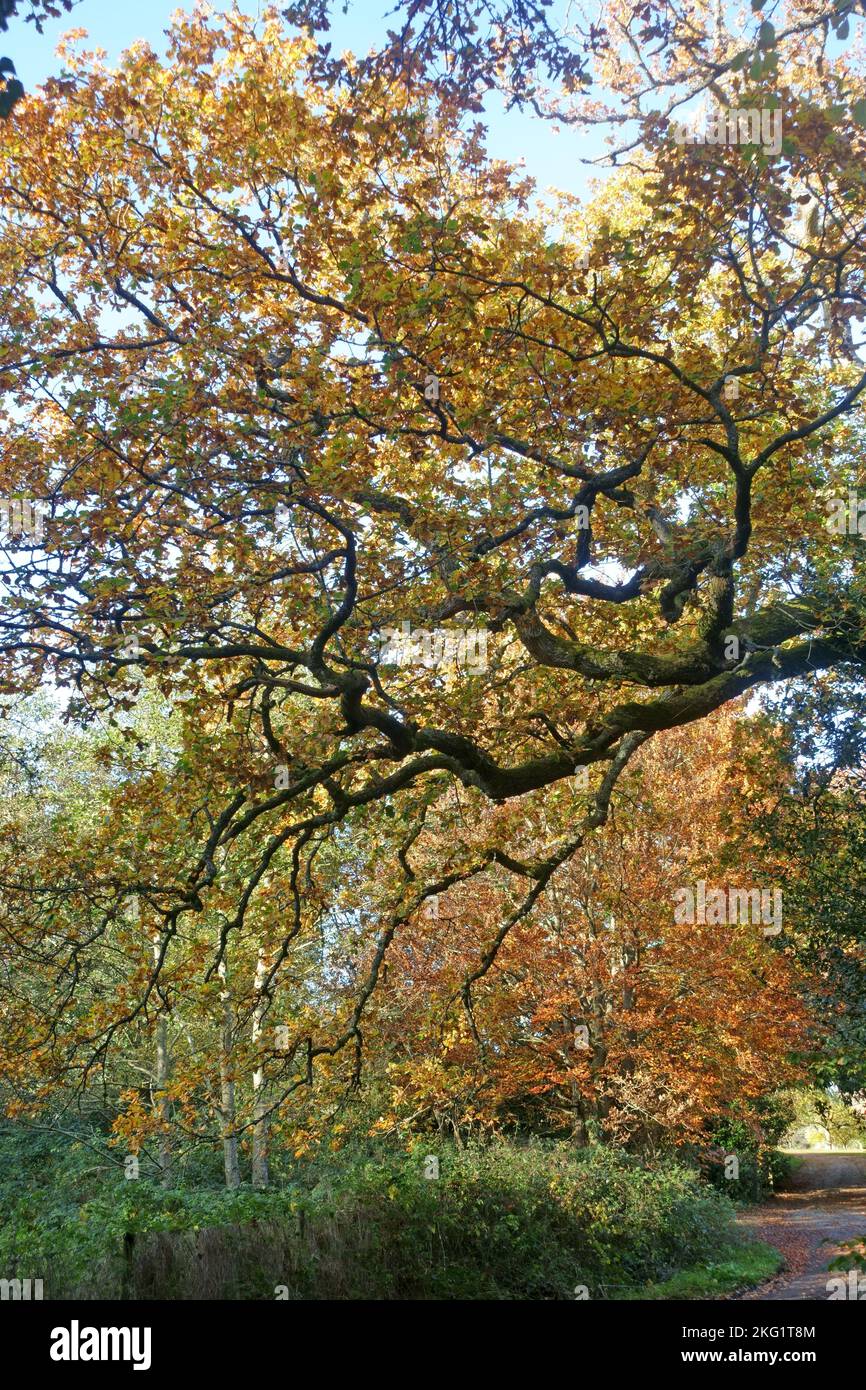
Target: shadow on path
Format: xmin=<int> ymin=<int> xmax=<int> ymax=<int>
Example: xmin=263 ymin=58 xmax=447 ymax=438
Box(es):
xmin=731 ymin=1188 xmax=866 ymax=1300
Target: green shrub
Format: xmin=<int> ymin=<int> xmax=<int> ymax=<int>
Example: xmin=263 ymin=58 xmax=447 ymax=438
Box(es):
xmin=697 ymin=1094 xmax=799 ymax=1201
xmin=0 ymin=1130 xmax=743 ymax=1300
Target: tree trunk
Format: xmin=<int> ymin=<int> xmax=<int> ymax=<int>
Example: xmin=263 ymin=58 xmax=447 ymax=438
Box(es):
xmin=251 ymin=948 xmax=269 ymax=1189
xmin=153 ymin=934 xmax=172 ymax=1188
xmin=218 ymin=959 xmax=240 ymax=1190
xmin=571 ymin=1080 xmax=589 ymax=1147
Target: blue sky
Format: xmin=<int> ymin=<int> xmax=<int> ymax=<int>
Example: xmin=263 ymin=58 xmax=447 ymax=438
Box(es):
xmin=5 ymin=0 xmax=609 ymax=201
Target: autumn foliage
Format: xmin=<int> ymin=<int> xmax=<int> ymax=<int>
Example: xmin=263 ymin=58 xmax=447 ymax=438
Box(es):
xmin=0 ymin=2 xmax=863 ymax=1184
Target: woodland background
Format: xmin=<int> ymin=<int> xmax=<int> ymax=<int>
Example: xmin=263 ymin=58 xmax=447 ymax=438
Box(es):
xmin=1 ymin=0 xmax=866 ymax=1299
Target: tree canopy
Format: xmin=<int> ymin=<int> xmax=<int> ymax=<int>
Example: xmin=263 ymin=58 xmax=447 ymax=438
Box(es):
xmin=0 ymin=2 xmax=864 ymax=1156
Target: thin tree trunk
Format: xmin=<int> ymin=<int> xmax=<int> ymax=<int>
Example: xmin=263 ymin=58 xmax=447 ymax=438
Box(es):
xmin=218 ymin=959 xmax=240 ymax=1190
xmin=571 ymin=1080 xmax=589 ymax=1147
xmin=621 ymin=936 xmax=638 ymax=1075
xmin=251 ymin=948 xmax=269 ymax=1189
xmin=152 ymin=935 xmax=172 ymax=1188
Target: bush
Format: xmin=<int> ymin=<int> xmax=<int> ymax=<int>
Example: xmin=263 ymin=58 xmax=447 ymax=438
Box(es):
xmin=0 ymin=1130 xmax=743 ymax=1299
xmin=696 ymin=1093 xmax=801 ymax=1202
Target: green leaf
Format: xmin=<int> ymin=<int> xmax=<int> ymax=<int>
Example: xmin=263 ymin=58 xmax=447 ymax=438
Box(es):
xmin=758 ymin=20 xmax=776 ymax=49
xmin=853 ymin=97 xmax=866 ymax=126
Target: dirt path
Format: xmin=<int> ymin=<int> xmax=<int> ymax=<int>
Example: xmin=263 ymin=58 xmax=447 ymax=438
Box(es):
xmin=731 ymin=1188 xmax=866 ymax=1300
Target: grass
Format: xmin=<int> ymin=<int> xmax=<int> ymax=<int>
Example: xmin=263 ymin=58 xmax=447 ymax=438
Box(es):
xmin=778 ymin=1147 xmax=866 ymax=1154
xmin=613 ymin=1240 xmax=783 ymax=1300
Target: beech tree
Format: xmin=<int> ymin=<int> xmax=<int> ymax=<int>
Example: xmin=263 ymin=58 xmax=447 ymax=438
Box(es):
xmin=342 ymin=711 xmax=810 ymax=1148
xmin=0 ymin=4 xmax=865 ymax=1140
xmin=286 ymin=0 xmax=866 ymax=132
